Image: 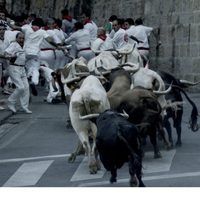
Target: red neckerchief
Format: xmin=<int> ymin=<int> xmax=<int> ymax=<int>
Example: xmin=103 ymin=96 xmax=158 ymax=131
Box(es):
xmin=62 ymin=15 xmax=73 ymax=22
xmin=43 ymin=26 xmax=49 ymax=30
xmin=84 ymin=19 xmax=92 ymax=25
xmin=98 ymin=35 xmax=107 ymax=41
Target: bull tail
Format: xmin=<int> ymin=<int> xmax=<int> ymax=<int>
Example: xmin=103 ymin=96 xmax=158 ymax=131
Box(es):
xmin=171 ymin=85 xmax=199 ymax=132
xmin=117 ymin=132 xmax=141 ymax=168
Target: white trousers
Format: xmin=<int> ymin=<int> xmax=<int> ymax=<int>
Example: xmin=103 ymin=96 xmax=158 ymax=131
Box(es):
xmin=8 ymin=65 xmax=30 ymax=110
xmin=40 ymin=50 xmax=56 ymax=70
xmin=25 ymin=55 xmax=40 ymax=85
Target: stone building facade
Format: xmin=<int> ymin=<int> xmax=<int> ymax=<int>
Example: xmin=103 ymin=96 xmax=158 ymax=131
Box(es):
xmin=3 ymin=0 xmax=200 ymax=91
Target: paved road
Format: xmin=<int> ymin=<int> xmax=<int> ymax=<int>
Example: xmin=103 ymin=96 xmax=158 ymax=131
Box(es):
xmin=0 ymin=87 xmax=200 ymax=187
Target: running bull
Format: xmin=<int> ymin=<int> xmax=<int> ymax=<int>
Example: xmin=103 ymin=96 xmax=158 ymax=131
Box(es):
xmin=96 ymin=110 xmax=145 ymax=187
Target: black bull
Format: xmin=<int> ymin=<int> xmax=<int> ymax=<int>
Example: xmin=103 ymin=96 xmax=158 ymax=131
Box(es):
xmin=158 ymin=70 xmax=199 ymax=146
xmin=96 ymin=110 xmax=145 ymax=187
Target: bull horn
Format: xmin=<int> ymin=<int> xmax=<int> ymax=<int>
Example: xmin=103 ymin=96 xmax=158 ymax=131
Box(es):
xmin=91 ymin=49 xmax=102 ymax=55
xmin=96 ymin=75 xmax=109 ymax=83
xmin=91 ymin=49 xmax=102 ymax=54
xmin=101 ymin=70 xmax=111 ymax=75
xmin=151 ymin=70 xmax=167 ymax=92
xmin=180 ymin=80 xmax=200 ymax=86
xmin=61 ymin=76 xmax=81 ymax=84
xmin=79 ymin=113 xmax=100 ymax=120
xmin=144 ymin=61 xmax=149 ymax=69
xmin=163 ymin=101 xmax=185 ymax=110
xmin=153 ymin=84 xmax=172 ymax=95
xmin=117 ymin=45 xmax=134 ymax=55
xmin=119 ymin=62 xmax=140 ymax=73
xmin=74 ymin=72 xmax=90 ymax=76
xmin=119 ymin=110 xmax=129 ymax=118
xmin=110 ymin=50 xmax=120 ymax=57
xmin=135 ymin=122 xmax=151 ymax=128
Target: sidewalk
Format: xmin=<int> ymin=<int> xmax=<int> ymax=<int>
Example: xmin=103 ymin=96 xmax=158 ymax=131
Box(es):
xmin=0 ymin=88 xmax=13 ymax=125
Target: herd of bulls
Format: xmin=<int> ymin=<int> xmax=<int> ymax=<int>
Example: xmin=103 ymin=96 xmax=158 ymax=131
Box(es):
xmin=59 ymin=44 xmax=199 ymax=187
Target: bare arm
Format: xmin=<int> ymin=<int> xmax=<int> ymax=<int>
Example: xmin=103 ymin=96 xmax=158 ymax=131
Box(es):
xmin=7 ymin=22 xmax=22 ymax=31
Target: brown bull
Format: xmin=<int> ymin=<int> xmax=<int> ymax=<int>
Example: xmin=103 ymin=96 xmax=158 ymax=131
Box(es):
xmin=118 ymin=87 xmax=170 ymax=158
xmin=107 ymin=68 xmax=171 ymax=158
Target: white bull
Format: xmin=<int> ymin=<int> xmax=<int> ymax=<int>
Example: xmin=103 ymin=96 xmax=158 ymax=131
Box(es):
xmin=69 ymin=75 xmax=110 ymax=174
xmin=87 ymin=51 xmax=119 ymax=75
xmin=131 ymin=63 xmax=171 ymax=115
xmin=116 ymin=43 xmax=144 ymax=67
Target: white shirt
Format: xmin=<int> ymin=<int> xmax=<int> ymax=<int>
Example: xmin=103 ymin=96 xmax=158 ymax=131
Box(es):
xmin=0 ymin=37 xmax=10 ymax=54
xmin=111 ymin=28 xmax=127 ymax=49
xmin=62 ymin=18 xmax=76 ymax=35
xmin=0 ymin=37 xmax=10 ymax=67
xmin=40 ymin=29 xmax=60 ymax=49
xmin=91 ymin=37 xmax=113 ymax=51
xmin=21 ymin=26 xmax=50 ymax=56
xmin=128 ymin=25 xmax=153 ymax=48
xmin=5 ymin=42 xmax=26 ymax=66
xmin=84 ymin=21 xmax=98 ymax=43
xmin=4 ymin=30 xmax=20 ymax=43
xmin=54 ymin=29 xmax=66 ymax=43
xmin=125 ymin=25 xmax=136 ymax=44
xmin=65 ymin=29 xmax=91 ymax=50
xmin=0 ymin=19 xmax=10 ymax=30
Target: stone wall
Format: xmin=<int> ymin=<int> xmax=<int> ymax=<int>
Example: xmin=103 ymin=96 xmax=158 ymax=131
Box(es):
xmin=4 ymin=0 xmax=200 ymax=91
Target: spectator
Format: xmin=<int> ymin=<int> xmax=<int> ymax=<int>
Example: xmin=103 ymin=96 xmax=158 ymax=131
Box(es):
xmin=91 ymin=27 xmax=113 ymax=51
xmin=64 ymin=22 xmax=95 ymax=61
xmin=109 ymin=18 xmax=127 ymax=49
xmin=80 ymin=10 xmax=98 ymax=44
xmin=8 ymin=17 xmax=61 ymax=96
xmin=124 ymin=18 xmax=135 ymax=30
xmin=104 ymin=15 xmax=118 ymax=34
xmin=129 ymin=17 xmax=161 ymax=63
xmin=0 ymin=23 xmax=9 ymax=90
xmin=0 ymin=10 xmax=10 ymax=30
xmin=46 ymin=71 xmax=63 ymax=104
xmin=4 ymin=32 xmax=32 ymax=114
xmin=61 ymin=8 xmax=76 ymax=36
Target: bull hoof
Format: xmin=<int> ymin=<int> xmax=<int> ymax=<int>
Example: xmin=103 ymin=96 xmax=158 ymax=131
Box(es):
xmin=165 ymin=143 xmax=173 ymax=150
xmin=157 ymin=134 xmax=163 ymax=141
xmin=154 ymin=152 xmax=162 ymax=159
xmin=129 ymin=176 xmax=139 ymax=187
xmin=176 ymin=141 xmax=182 ymax=147
xmin=96 ymin=160 xmax=101 ymax=170
xmin=110 ymin=176 xmax=117 ymax=184
xmin=139 ymin=181 xmax=146 ymax=187
xmin=66 ymin=120 xmax=72 ymax=129
xmin=89 ymin=163 xmax=98 ymax=174
xmin=68 ymin=153 xmax=76 ymax=163
xmin=169 ymin=141 xmax=174 ymax=148
xmin=89 ymin=166 xmax=98 ymax=174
